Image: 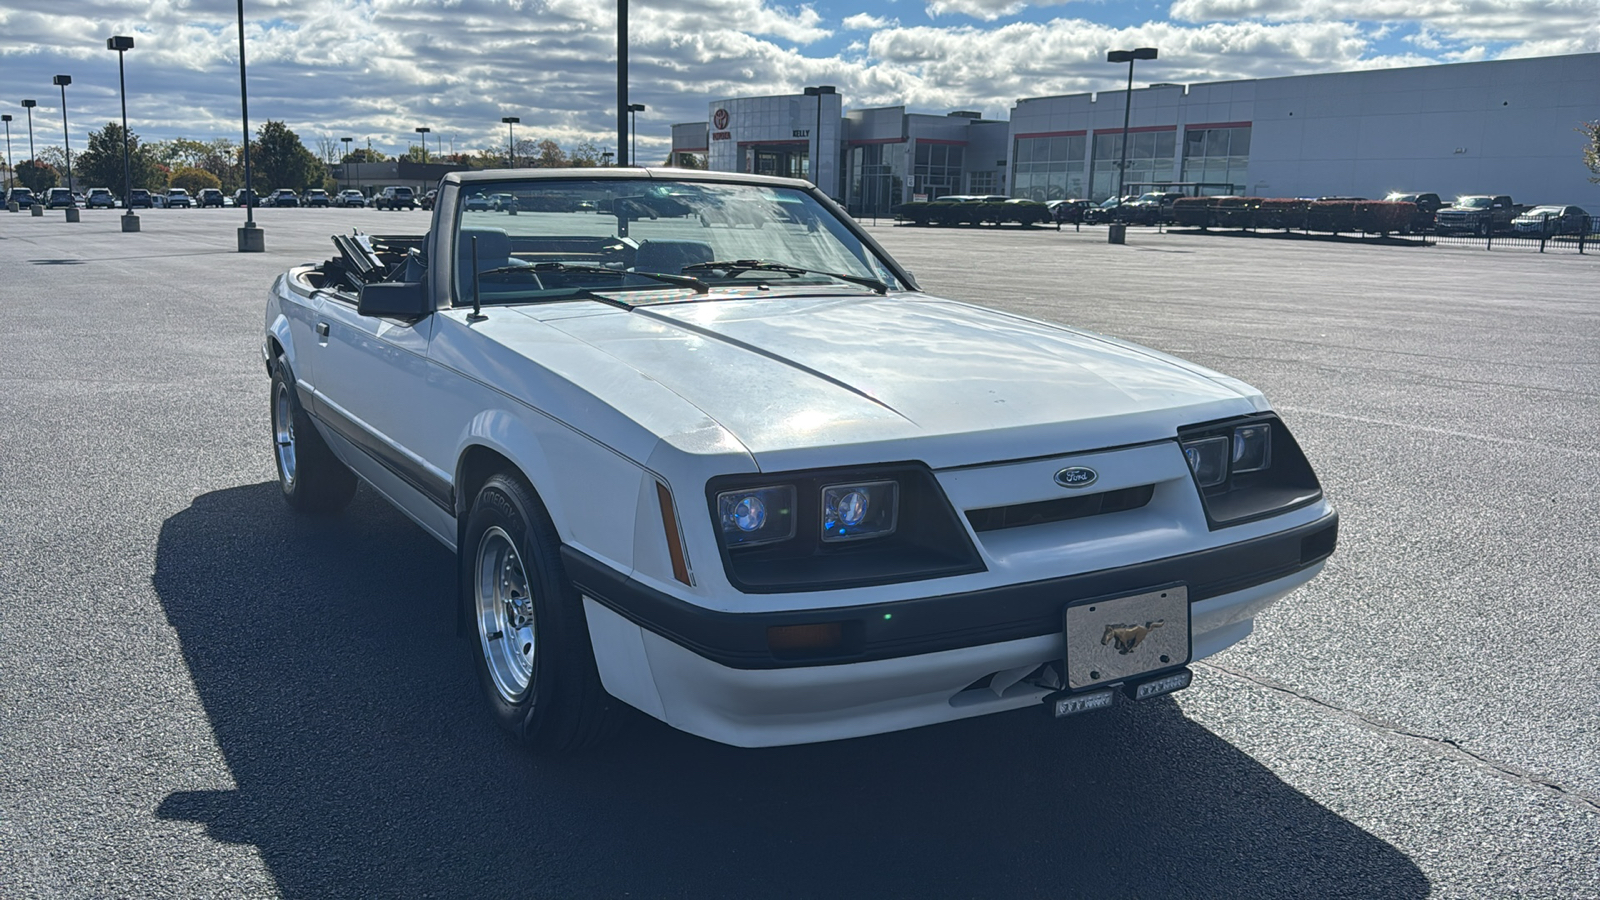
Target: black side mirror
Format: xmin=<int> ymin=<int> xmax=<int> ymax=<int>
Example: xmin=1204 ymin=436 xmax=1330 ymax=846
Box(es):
xmin=357 ymin=281 xmax=431 ymax=319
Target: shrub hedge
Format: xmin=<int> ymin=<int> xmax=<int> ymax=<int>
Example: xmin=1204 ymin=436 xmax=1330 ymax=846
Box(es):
xmin=895 ymin=200 xmax=1049 ymax=227
xmin=1170 ymin=197 xmax=1419 ymax=234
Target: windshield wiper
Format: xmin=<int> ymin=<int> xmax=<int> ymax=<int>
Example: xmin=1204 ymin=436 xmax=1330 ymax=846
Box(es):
xmin=681 ymin=259 xmax=889 ymax=295
xmin=490 ymin=261 xmax=710 ymax=293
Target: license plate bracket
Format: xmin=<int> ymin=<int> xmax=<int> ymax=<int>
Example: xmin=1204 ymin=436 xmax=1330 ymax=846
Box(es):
xmin=1063 ymin=584 xmax=1191 ymax=691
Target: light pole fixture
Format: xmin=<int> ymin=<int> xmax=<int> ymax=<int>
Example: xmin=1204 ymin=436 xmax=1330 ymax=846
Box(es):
xmin=340 ymin=136 xmax=353 ymax=191
xmin=802 ymin=86 xmax=836 ymax=188
xmin=236 ymin=0 xmax=263 ymax=251
xmin=415 ymin=126 xmax=431 ymax=163
xmin=53 ymin=76 xmax=74 ymax=194
xmin=1106 ymin=48 xmax=1156 ymax=207
xmin=627 ymin=103 xmax=644 ymax=167
xmin=501 ymin=116 xmax=519 ymax=167
xmin=2 ymin=115 xmax=12 ymax=191
xmin=600 ymin=149 xmax=614 ymax=167
xmin=21 ymin=100 xmax=37 ymax=160
xmin=107 ymin=36 xmax=139 ymax=231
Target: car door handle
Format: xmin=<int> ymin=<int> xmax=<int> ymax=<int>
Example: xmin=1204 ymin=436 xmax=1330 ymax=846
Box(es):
xmin=316 ymin=322 xmax=330 ymax=338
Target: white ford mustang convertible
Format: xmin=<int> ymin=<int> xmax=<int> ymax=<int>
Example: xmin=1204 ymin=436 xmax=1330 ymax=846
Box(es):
xmin=263 ymin=168 xmax=1336 ymax=750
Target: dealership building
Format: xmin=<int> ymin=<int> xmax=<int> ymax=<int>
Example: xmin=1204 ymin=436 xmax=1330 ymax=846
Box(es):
xmin=668 ymin=52 xmax=1600 ymax=216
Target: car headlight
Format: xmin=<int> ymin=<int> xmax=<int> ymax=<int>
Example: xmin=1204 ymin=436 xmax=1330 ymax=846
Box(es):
xmin=821 ymin=481 xmax=898 ymax=541
xmin=716 ymin=485 xmax=796 ymax=547
xmin=1179 ymin=414 xmax=1322 ymax=528
xmin=707 ymin=464 xmax=982 ymax=593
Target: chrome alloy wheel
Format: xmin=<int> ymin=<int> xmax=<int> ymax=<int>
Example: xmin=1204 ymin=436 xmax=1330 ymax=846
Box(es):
xmin=475 ymin=525 xmax=537 ymax=702
xmin=273 ymin=380 xmax=297 ymax=489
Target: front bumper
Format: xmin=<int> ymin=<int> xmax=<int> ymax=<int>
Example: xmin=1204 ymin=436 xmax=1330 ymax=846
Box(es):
xmin=574 ymin=511 xmax=1336 ymax=746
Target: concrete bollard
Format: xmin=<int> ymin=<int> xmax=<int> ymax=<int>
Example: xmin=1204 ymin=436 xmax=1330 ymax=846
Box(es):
xmin=65 ymin=208 xmax=81 ymax=223
xmin=1107 ymin=223 xmax=1127 ymax=244
xmin=32 ymin=204 xmax=44 ymax=217
xmin=6 ymin=201 xmax=17 ymax=213
xmin=121 ymin=213 xmax=141 ymax=233
xmin=237 ymin=223 xmax=265 ymax=252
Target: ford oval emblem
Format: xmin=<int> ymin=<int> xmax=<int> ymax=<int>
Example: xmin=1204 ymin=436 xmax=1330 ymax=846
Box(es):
xmin=1055 ymin=466 xmax=1098 ymax=489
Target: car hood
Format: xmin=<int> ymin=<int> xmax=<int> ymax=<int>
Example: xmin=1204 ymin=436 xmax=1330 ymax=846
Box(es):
xmin=500 ymin=293 xmax=1259 ymax=468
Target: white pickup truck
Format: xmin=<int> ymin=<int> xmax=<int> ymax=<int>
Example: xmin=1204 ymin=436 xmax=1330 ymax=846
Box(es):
xmin=262 ymin=168 xmax=1337 ymax=752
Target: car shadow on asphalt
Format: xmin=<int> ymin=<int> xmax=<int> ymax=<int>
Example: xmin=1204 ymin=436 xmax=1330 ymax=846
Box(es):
xmin=153 ymin=482 xmax=1427 ymax=899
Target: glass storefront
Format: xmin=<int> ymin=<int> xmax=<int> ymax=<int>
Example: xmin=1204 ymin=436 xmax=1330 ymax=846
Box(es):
xmin=912 ymin=142 xmax=965 ymax=200
xmin=1089 ymin=130 xmax=1176 ymax=201
xmin=1180 ymin=126 xmax=1251 ymax=195
xmin=1010 ymin=134 xmax=1087 ymax=201
xmin=846 ymin=143 xmax=906 ymax=217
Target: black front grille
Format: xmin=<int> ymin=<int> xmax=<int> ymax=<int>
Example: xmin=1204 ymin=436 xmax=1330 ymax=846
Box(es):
xmin=965 ymin=484 xmax=1156 ymax=533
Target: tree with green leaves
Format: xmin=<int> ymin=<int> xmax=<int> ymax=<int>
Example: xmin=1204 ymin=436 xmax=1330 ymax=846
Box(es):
xmin=250 ymin=120 xmax=325 ymax=192
xmin=1581 ymin=121 xmax=1600 ymax=184
xmin=531 ymin=139 xmax=568 ymax=168
xmin=74 ymin=123 xmax=167 ymax=195
xmin=15 ymin=159 xmax=58 ymax=192
xmin=171 ymin=166 xmax=222 ymax=194
xmin=341 ymin=147 xmax=388 ymax=164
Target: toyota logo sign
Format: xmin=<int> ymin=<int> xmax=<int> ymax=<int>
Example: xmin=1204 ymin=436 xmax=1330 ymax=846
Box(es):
xmin=712 ymin=108 xmax=730 ymax=130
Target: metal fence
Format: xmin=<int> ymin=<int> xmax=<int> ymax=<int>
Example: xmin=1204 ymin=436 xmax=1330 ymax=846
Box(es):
xmin=1428 ymin=213 xmax=1595 ymax=254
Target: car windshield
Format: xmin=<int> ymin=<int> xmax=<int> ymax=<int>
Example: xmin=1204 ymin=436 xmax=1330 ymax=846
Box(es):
xmin=451 ymin=178 xmax=904 ymax=306
xmin=1524 ymin=206 xmax=1562 ymax=215
xmin=1456 ymin=197 xmax=1492 ymax=209
xmin=1386 ymin=193 xmax=1417 ymax=202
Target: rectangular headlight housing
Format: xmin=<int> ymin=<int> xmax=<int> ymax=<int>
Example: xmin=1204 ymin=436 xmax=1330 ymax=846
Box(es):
xmin=716 ymin=485 xmax=796 ymax=547
xmin=1181 ymin=436 xmax=1230 ymax=487
xmin=821 ymin=481 xmax=898 ymax=542
xmin=1178 ymin=414 xmax=1322 ymax=529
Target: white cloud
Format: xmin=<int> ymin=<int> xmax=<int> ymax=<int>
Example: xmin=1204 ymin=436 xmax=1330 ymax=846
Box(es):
xmin=843 ymin=13 xmax=894 ymax=29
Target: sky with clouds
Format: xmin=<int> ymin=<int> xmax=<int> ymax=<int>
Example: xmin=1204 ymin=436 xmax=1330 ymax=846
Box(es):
xmin=0 ymin=0 xmax=1595 ymax=163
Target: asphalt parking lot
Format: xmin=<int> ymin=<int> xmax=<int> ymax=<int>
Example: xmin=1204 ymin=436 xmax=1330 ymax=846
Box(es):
xmin=2 ymin=206 xmax=1597 ymax=898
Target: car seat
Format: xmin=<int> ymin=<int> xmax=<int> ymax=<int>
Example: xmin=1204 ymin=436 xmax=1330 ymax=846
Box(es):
xmin=633 ymin=239 xmax=714 ymax=274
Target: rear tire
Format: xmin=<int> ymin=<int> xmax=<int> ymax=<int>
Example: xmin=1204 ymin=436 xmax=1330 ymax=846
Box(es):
xmin=462 ymin=473 xmax=625 ymax=753
xmin=271 ymin=355 xmax=357 ymax=514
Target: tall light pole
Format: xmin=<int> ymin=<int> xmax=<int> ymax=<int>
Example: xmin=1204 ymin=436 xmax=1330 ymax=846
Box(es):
xmin=1106 ymin=48 xmax=1156 ymax=207
xmin=627 ymin=103 xmax=644 ymax=167
xmin=52 ymin=76 xmax=73 ymax=193
xmin=2 ymin=115 xmax=12 ymax=191
xmin=415 ymin=126 xmax=430 ymax=163
xmin=107 ymin=36 xmax=139 ymax=231
xmin=340 ymin=136 xmax=352 ymax=191
xmin=617 ymin=0 xmax=628 ymax=165
xmin=501 ymin=116 xmax=519 ymax=167
xmin=803 ymin=86 xmax=835 ymax=188
xmin=236 ymin=0 xmax=263 ymax=251
xmin=21 ymin=100 xmax=37 ymax=160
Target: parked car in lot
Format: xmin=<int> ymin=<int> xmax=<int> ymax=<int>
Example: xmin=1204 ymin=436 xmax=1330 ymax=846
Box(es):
xmin=1047 ymin=199 xmax=1095 ymax=224
xmin=303 ymin=189 xmax=331 ymax=208
xmin=5 ymin=186 xmax=37 ymax=208
xmin=198 ymin=188 xmax=226 ymax=208
xmin=166 ymin=188 xmax=194 ymax=209
xmin=262 ymin=168 xmax=1337 ymax=752
xmin=86 ymin=188 xmax=116 ymax=209
xmin=374 ymin=185 xmax=416 ymax=210
xmin=1511 ymin=205 xmax=1591 ymax=236
xmin=462 ymin=192 xmax=492 ymax=212
xmin=129 ymin=188 xmax=153 ymax=209
xmin=234 ymin=188 xmax=260 ymax=209
xmin=1435 ymin=195 xmax=1523 ymax=235
xmin=421 ymin=189 xmax=438 ymax=210
xmin=269 ymin=189 xmax=300 ymax=208
xmin=45 ymin=187 xmax=76 ymax=209
xmin=335 ymin=189 xmax=367 ymax=208
xmin=1383 ymin=192 xmax=1442 ymax=233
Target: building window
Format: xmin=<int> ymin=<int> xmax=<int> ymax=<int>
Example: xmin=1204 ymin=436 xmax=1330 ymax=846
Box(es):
xmin=1090 ymin=129 xmax=1176 ymax=201
xmin=912 ymin=142 xmax=965 ymax=199
xmin=1180 ymin=126 xmax=1251 ymax=195
xmin=1011 ymin=135 xmax=1087 ymax=201
xmin=968 ymin=171 xmax=996 ymax=194
xmin=847 ymin=143 xmax=906 ymax=216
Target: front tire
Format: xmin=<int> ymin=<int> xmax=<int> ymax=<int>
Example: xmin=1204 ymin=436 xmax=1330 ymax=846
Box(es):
xmin=271 ymin=355 xmax=357 ymax=514
xmin=462 ymin=473 xmax=625 ymax=753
